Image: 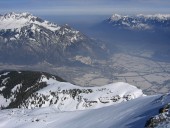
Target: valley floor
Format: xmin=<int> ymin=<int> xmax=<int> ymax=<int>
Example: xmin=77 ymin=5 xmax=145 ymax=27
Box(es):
xmin=57 ymin=53 xmax=170 ymax=95
xmin=1 ymin=52 xmax=169 ymax=95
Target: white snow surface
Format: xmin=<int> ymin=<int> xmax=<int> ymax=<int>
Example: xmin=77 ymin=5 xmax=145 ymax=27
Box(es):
xmin=0 ymin=12 xmax=60 ymax=31
xmin=0 ymin=74 xmax=170 ymax=128
xmin=0 ymin=86 xmax=5 ymax=91
xmin=11 ymin=84 xmax=22 ymax=93
xmin=39 ymin=75 xmax=143 ymax=97
xmin=0 ymin=75 xmax=143 ymax=111
xmin=0 ymin=95 xmax=11 ymax=108
xmin=0 ymin=94 xmax=170 ymax=128
xmin=21 ymin=75 xmax=144 ymax=111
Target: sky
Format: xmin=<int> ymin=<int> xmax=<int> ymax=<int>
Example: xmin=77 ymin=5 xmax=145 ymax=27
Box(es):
xmin=0 ymin=0 xmax=170 ymax=15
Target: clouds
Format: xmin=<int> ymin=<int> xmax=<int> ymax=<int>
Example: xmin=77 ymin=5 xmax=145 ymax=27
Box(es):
xmin=0 ymin=0 xmax=170 ymax=15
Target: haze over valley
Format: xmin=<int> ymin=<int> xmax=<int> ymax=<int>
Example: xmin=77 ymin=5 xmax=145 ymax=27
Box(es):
xmin=0 ymin=12 xmax=170 ymax=95
xmin=0 ymin=0 xmax=170 ymax=128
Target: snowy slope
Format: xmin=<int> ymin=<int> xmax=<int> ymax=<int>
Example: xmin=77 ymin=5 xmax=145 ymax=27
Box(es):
xmin=0 ymin=93 xmax=169 ymax=128
xmin=0 ymin=71 xmax=169 ymax=128
xmin=20 ymin=75 xmax=143 ymax=111
xmin=0 ymin=71 xmax=143 ymax=111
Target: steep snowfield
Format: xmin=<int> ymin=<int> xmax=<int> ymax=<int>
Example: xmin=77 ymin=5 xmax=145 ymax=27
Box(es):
xmin=19 ymin=75 xmax=143 ymax=111
xmin=0 ymin=94 xmax=169 ymax=128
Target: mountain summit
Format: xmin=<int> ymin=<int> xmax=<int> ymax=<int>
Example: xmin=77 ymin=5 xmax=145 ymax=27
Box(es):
xmin=0 ymin=12 xmax=107 ymax=65
xmin=0 ymin=12 xmax=60 ymax=31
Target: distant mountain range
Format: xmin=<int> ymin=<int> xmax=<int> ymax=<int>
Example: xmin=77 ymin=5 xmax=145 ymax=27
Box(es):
xmin=0 ymin=12 xmax=107 ymax=65
xmin=1 ymin=13 xmax=170 ymax=65
xmin=90 ymin=13 xmax=170 ymax=62
xmin=105 ymin=14 xmax=170 ymax=30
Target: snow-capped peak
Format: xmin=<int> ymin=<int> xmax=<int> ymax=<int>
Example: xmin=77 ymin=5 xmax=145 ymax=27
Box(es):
xmin=0 ymin=12 xmax=60 ymax=31
xmin=110 ymin=14 xmax=123 ymax=21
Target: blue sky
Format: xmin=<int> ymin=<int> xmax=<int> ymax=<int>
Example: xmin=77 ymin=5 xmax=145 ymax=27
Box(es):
xmin=0 ymin=0 xmax=170 ymax=15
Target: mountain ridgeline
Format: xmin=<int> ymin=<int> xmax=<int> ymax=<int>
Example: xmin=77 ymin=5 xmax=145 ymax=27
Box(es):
xmin=104 ymin=14 xmax=170 ymax=31
xmin=92 ymin=13 xmax=170 ymax=38
xmin=0 ymin=71 xmax=143 ymax=110
xmin=0 ymin=12 xmax=107 ymax=65
xmin=91 ymin=13 xmax=170 ymax=44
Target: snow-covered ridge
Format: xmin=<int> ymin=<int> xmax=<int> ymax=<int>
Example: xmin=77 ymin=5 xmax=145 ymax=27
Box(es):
xmin=0 ymin=71 xmax=143 ymax=111
xmin=108 ymin=13 xmax=170 ymax=30
xmin=20 ymin=75 xmax=144 ymax=111
xmin=0 ymin=12 xmax=60 ymax=31
xmin=137 ymin=14 xmax=170 ymax=20
xmin=110 ymin=13 xmax=170 ymax=21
